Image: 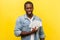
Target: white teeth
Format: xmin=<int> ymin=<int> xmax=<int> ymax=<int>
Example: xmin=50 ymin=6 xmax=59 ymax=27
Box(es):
xmin=28 ymin=12 xmax=31 ymax=13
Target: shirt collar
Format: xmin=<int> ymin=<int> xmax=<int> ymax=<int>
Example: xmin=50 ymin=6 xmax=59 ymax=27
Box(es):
xmin=24 ymin=14 xmax=35 ymax=20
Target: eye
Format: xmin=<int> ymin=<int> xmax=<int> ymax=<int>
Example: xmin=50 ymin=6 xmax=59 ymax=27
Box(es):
xmin=26 ymin=8 xmax=29 ymax=9
xmin=26 ymin=7 xmax=32 ymax=9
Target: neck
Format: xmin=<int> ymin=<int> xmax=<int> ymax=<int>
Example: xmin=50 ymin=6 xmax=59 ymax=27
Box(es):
xmin=26 ymin=13 xmax=33 ymax=19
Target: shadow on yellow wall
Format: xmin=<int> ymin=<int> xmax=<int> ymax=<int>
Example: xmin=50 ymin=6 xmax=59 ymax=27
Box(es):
xmin=0 ymin=0 xmax=60 ymax=40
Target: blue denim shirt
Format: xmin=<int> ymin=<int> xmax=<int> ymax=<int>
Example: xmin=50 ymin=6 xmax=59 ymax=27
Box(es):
xmin=14 ymin=14 xmax=45 ymax=40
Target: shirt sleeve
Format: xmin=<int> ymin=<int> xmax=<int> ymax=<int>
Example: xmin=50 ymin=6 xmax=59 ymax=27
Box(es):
xmin=14 ymin=17 xmax=22 ymax=37
xmin=39 ymin=27 xmax=45 ymax=38
xmin=39 ymin=20 xmax=45 ymax=38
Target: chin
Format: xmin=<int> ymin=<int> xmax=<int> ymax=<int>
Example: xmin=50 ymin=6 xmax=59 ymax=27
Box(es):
xmin=28 ymin=13 xmax=32 ymax=15
xmin=27 ymin=12 xmax=32 ymax=15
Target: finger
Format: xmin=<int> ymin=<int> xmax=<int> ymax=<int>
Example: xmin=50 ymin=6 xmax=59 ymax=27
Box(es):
xmin=35 ymin=27 xmax=36 ymax=29
xmin=32 ymin=28 xmax=34 ymax=29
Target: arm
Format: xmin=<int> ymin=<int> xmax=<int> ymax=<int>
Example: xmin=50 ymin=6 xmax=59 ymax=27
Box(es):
xmin=14 ymin=18 xmax=23 ymax=37
xmin=38 ymin=19 xmax=45 ymax=40
xmin=39 ymin=27 xmax=45 ymax=40
xmin=40 ymin=38 xmax=45 ymax=40
xmin=15 ymin=24 xmax=37 ymax=37
xmin=20 ymin=28 xmax=37 ymax=36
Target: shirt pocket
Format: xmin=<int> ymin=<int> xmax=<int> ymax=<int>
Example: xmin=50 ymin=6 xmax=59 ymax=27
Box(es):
xmin=22 ymin=20 xmax=31 ymax=32
xmin=22 ymin=26 xmax=31 ymax=32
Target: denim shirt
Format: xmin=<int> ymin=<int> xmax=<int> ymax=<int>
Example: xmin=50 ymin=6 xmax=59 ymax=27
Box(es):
xmin=14 ymin=14 xmax=45 ymax=40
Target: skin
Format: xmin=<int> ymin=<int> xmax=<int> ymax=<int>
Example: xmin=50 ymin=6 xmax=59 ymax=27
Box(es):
xmin=20 ymin=3 xmax=45 ymax=40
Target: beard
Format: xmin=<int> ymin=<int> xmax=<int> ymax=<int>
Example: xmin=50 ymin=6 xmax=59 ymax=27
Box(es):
xmin=26 ymin=11 xmax=33 ymax=16
xmin=26 ymin=13 xmax=33 ymax=17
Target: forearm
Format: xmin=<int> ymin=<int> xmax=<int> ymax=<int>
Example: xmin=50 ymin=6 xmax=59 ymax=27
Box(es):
xmin=20 ymin=27 xmax=38 ymax=36
xmin=40 ymin=38 xmax=45 ymax=40
xmin=20 ymin=31 xmax=35 ymax=36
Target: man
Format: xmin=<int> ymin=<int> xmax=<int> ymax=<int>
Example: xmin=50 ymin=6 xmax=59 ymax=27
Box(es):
xmin=14 ymin=1 xmax=45 ymax=40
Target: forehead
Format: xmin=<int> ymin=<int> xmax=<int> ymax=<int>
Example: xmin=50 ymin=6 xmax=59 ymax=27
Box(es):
xmin=25 ymin=4 xmax=33 ymax=7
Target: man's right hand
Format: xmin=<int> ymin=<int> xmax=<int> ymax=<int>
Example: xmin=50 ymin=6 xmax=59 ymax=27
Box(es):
xmin=31 ymin=27 xmax=38 ymax=33
xmin=20 ymin=27 xmax=38 ymax=36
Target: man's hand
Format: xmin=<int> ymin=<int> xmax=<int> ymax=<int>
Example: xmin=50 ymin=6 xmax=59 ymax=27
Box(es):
xmin=31 ymin=27 xmax=38 ymax=33
xmin=20 ymin=27 xmax=38 ymax=36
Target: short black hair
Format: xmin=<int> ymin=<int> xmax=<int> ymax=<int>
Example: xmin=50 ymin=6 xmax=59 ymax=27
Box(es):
xmin=24 ymin=1 xmax=33 ymax=8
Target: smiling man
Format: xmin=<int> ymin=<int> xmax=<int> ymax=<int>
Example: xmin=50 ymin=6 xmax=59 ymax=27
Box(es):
xmin=14 ymin=1 xmax=45 ymax=40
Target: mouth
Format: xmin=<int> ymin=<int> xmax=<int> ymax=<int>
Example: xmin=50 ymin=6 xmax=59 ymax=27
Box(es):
xmin=28 ymin=11 xmax=31 ymax=14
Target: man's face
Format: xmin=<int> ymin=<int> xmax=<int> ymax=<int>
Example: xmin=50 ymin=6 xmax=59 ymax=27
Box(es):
xmin=25 ymin=4 xmax=33 ymax=15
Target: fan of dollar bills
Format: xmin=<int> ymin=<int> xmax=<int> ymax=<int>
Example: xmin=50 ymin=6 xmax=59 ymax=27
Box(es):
xmin=29 ymin=20 xmax=42 ymax=30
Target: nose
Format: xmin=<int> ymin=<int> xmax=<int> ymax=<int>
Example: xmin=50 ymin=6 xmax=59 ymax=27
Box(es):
xmin=28 ymin=8 xmax=31 ymax=11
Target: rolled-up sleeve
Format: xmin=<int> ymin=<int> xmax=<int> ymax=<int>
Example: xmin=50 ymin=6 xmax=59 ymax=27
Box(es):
xmin=39 ymin=20 xmax=45 ymax=38
xmin=14 ymin=18 xmax=22 ymax=37
xmin=39 ymin=26 xmax=45 ymax=38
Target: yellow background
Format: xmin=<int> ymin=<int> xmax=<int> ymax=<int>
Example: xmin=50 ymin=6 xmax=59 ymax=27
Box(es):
xmin=0 ymin=0 xmax=60 ymax=40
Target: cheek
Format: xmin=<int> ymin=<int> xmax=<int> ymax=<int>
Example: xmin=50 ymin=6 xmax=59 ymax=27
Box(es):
xmin=25 ymin=9 xmax=29 ymax=12
xmin=31 ymin=9 xmax=33 ymax=11
xmin=30 ymin=8 xmax=33 ymax=11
